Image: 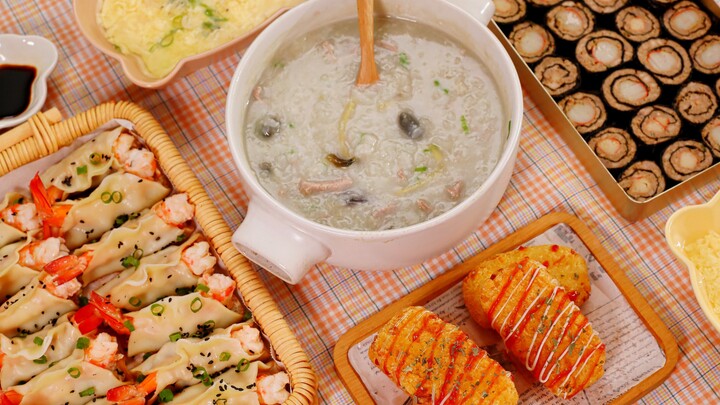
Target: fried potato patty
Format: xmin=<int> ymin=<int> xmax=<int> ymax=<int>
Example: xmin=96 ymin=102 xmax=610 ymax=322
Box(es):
xmin=463 ymin=244 xmax=591 ymax=328
xmin=369 ymin=306 xmax=519 ymax=404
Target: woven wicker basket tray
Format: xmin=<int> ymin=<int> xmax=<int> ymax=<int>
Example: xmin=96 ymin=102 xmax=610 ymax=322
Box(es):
xmin=0 ymin=101 xmax=317 ymax=405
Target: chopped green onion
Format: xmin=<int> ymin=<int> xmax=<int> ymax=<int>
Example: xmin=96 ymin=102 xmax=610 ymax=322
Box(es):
xmin=133 ymin=248 xmax=144 ymax=259
xmin=33 ymin=336 xmax=43 ymax=346
xmin=172 ymin=14 xmax=185 ymax=29
xmin=114 ymin=214 xmax=129 ymax=227
xmin=123 ymin=320 xmax=135 ymax=332
xmin=158 ymin=388 xmax=174 ymax=402
xmin=434 ymin=79 xmax=440 ymax=86
xmin=89 ymin=153 xmax=102 ymax=165
xmin=169 ymin=332 xmax=182 ymax=342
xmin=461 ymin=115 xmax=470 ymax=134
xmin=76 ymin=337 xmax=90 ymax=349
xmin=159 ymin=31 xmax=175 ymax=47
xmin=101 ymin=191 xmax=112 ymax=204
xmin=236 ymin=358 xmax=250 ymax=372
xmin=143 ymin=352 xmax=152 ymax=360
xmin=79 ymin=387 xmax=95 ymax=397
xmin=176 ymin=234 xmax=187 ymax=243
xmin=443 ymin=88 xmax=449 ymax=95
xmin=192 ymin=366 xmax=208 ymax=380
xmin=68 ymin=367 xmax=81 ymax=378
xmin=151 ymin=303 xmax=165 ymax=316
xmin=76 ymin=165 xmax=88 ymax=175
xmin=129 ymin=296 xmax=142 ymax=307
xmin=190 ymin=297 xmax=203 ymax=313
xmin=415 ymin=166 xmax=427 ymax=173
xmin=112 ymin=191 xmax=123 ymax=203
xmin=195 ymin=283 xmax=210 ymax=293
xmin=241 ymin=308 xmax=253 ymax=322
xmin=399 ymin=52 xmax=409 ymax=67
xmin=202 ymin=320 xmax=215 ymax=329
xmin=33 ymin=355 xmax=48 ymax=364
xmin=121 ymin=255 xmax=140 ymax=269
xmin=202 ymin=376 xmax=213 ymax=386
xmin=220 ymin=352 xmax=231 ymax=361
xmin=78 ymin=296 xmax=89 ymax=307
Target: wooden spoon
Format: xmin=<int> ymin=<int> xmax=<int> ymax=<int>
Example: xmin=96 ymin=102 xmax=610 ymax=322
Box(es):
xmin=356 ymin=0 xmax=379 ymax=85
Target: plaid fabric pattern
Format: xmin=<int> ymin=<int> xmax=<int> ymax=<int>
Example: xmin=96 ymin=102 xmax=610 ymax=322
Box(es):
xmin=2 ymin=1 xmax=719 ymax=403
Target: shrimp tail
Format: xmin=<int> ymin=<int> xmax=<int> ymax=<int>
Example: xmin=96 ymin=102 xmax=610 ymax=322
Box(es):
xmin=44 ymin=252 xmax=93 ymax=285
xmin=106 ymin=372 xmax=157 ymax=403
xmin=90 ymin=291 xmax=134 ymax=335
xmin=29 ymin=173 xmax=53 ymax=218
xmin=0 ymin=390 xmax=22 ymax=405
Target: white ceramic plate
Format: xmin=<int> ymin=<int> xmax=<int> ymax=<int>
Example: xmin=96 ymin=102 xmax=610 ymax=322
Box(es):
xmin=0 ymin=34 xmax=58 ymax=130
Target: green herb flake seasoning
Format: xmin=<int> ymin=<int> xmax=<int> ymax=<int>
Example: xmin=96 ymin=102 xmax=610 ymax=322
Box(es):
xmin=123 ymin=320 xmax=135 ymax=332
xmin=158 ymin=388 xmax=174 ymax=403
xmin=76 ymin=337 xmax=90 ymax=349
xmin=68 ymin=367 xmax=81 ymax=378
xmin=461 ymin=115 xmax=470 ymax=134
xmin=195 ymin=283 xmax=210 ymax=293
xmin=33 ymin=336 xmax=43 ymax=346
xmin=434 ymin=79 xmax=440 ymax=87
xmin=33 ymin=355 xmax=48 ymax=364
xmin=399 ymin=52 xmax=409 ymax=67
xmin=169 ymin=332 xmax=182 ymax=342
xmin=414 ymin=166 xmax=427 ymax=173
xmin=79 ymin=387 xmax=95 ymax=397
xmin=76 ymin=165 xmax=88 ymax=175
xmin=220 ymin=352 xmax=231 ymax=361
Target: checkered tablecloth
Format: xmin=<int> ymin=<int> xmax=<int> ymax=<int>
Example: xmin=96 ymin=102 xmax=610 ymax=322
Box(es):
xmin=2 ymin=1 xmax=720 ymax=403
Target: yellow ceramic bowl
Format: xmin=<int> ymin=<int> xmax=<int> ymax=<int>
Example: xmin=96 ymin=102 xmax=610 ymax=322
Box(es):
xmin=72 ymin=0 xmax=292 ymax=89
xmin=665 ymin=190 xmax=720 ymax=334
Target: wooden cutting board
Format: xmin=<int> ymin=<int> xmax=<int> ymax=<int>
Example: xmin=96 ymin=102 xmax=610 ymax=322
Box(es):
xmin=334 ymin=212 xmax=678 ymax=404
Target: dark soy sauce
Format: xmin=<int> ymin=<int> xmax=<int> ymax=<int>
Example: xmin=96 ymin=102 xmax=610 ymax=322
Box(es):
xmin=0 ymin=65 xmax=37 ymax=119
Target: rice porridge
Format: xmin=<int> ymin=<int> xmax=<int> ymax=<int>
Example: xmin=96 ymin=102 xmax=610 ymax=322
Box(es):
xmin=244 ymin=17 xmax=507 ymax=231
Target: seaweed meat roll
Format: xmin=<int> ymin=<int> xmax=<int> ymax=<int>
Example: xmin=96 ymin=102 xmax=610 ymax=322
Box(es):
xmin=588 ymin=127 xmax=637 ymax=168
xmin=547 ymin=2 xmax=594 ymax=41
xmin=559 ymin=92 xmax=607 ymax=133
xmin=615 ymin=6 xmax=661 ymax=43
xmin=631 ymin=105 xmax=682 ymax=145
xmin=528 ymin=0 xmax=564 ymax=7
xmin=637 ymin=38 xmax=691 ymax=85
xmin=583 ymin=0 xmax=628 ymax=14
xmin=576 ymin=30 xmax=633 ymax=73
xmin=690 ymin=35 xmax=720 ymax=75
xmin=602 ymin=69 xmax=661 ymax=111
xmin=618 ymin=161 xmax=666 ymax=201
xmin=675 ymin=82 xmax=718 ymax=124
xmin=510 ymin=22 xmax=556 ymax=64
xmin=494 ymin=0 xmax=527 ymax=24
xmin=662 ymin=140 xmax=713 ymax=181
xmin=702 ymin=117 xmax=720 ymax=158
xmin=663 ymin=1 xmax=711 ymax=41
xmin=534 ymin=56 xmax=580 ymax=96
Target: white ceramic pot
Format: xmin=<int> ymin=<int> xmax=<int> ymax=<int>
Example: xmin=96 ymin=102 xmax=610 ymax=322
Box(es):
xmin=226 ymin=0 xmax=523 ymax=284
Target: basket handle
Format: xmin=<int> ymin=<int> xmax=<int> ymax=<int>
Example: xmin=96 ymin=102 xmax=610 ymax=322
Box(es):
xmin=0 ymin=107 xmax=63 ymax=153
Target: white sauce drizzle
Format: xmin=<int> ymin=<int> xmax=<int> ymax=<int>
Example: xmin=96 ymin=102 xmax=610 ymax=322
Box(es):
xmin=526 ymin=286 xmax=561 ymax=370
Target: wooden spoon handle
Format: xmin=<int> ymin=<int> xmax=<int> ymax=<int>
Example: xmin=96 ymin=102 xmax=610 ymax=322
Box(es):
xmin=356 ymin=0 xmax=379 ymax=85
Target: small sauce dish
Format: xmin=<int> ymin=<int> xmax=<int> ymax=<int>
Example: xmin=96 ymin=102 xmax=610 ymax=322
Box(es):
xmin=665 ymin=190 xmax=720 ymax=335
xmin=0 ymin=34 xmax=58 ymax=130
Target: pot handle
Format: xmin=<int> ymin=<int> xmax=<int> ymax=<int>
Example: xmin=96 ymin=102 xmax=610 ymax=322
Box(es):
xmin=444 ymin=0 xmax=495 ymax=26
xmin=232 ymin=200 xmax=330 ymax=284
